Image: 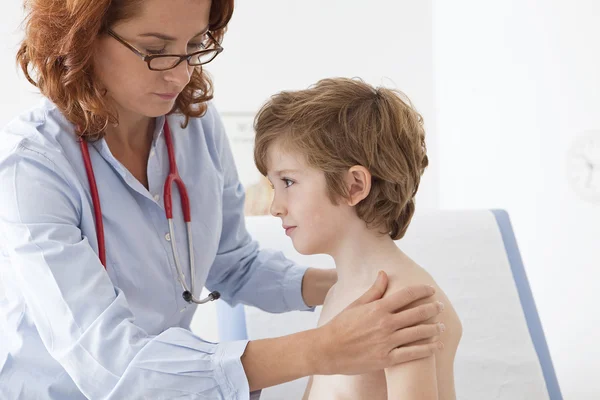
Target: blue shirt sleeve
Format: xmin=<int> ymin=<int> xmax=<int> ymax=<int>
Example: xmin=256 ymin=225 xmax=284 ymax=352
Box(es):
xmin=0 ymin=145 xmax=251 ymax=399
xmin=203 ymin=106 xmax=314 ymax=313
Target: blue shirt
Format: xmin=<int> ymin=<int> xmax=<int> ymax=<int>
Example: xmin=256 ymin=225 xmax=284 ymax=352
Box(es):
xmin=0 ymin=99 xmax=311 ymax=399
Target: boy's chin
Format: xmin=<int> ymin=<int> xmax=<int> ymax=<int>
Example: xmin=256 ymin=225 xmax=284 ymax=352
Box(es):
xmin=292 ymin=240 xmax=327 ymax=256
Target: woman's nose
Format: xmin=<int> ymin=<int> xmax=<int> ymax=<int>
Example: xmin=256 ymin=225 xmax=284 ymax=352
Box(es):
xmin=163 ymin=60 xmax=193 ymax=87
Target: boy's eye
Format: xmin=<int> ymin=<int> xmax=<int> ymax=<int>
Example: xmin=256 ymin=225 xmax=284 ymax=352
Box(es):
xmin=282 ymin=178 xmax=294 ymax=188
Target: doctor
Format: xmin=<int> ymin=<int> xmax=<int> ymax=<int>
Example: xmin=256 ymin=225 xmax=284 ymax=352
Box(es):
xmin=0 ymin=0 xmax=445 ymax=398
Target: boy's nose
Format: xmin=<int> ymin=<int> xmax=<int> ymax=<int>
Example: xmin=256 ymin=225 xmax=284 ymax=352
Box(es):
xmin=270 ymin=196 xmax=287 ymax=217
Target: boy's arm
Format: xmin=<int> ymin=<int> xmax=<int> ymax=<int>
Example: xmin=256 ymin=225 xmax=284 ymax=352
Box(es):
xmin=385 ymin=354 xmax=439 ymax=399
xmin=384 ymin=273 xmax=442 ymax=399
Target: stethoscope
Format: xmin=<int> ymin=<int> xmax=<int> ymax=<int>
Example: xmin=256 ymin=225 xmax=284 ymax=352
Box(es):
xmin=79 ymin=119 xmax=220 ymax=305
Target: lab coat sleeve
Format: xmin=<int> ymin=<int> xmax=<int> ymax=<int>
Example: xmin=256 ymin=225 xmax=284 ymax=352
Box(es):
xmin=0 ymin=146 xmax=251 ymax=399
xmin=204 ymin=105 xmax=314 ymax=313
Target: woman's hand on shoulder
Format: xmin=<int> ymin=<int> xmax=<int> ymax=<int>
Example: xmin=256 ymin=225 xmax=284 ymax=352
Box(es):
xmin=312 ymin=271 xmax=445 ymax=376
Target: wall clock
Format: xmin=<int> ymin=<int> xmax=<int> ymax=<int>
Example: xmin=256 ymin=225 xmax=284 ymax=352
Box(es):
xmin=567 ymin=130 xmax=600 ymax=204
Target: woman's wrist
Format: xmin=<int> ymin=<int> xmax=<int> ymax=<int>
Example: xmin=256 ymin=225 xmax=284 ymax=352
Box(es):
xmin=241 ymin=328 xmax=324 ymax=391
xmin=307 ymin=325 xmax=335 ymax=376
xmin=298 ymin=328 xmax=325 ymax=376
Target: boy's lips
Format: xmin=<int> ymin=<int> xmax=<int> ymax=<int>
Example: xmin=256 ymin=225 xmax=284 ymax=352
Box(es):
xmin=283 ymin=225 xmax=297 ymax=236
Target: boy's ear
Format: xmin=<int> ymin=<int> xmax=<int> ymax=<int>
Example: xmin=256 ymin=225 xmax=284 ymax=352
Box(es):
xmin=345 ymin=166 xmax=372 ymax=206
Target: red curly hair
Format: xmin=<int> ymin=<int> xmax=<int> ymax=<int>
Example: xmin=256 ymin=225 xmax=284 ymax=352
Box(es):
xmin=17 ymin=0 xmax=234 ymax=140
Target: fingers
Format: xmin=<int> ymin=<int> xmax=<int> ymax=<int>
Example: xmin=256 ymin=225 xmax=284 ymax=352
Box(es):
xmin=392 ymin=300 xmax=444 ymax=328
xmin=390 ymin=323 xmax=445 ymax=347
xmin=388 ymin=341 xmax=444 ymax=365
xmin=348 ymin=270 xmax=389 ymax=307
xmin=380 ymin=284 xmax=437 ymax=313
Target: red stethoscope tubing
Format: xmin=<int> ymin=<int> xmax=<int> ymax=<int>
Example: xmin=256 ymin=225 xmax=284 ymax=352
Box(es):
xmin=162 ymin=120 xmax=191 ymax=222
xmin=79 ymin=120 xmax=187 ymax=269
xmin=80 ymin=138 xmax=106 ymax=268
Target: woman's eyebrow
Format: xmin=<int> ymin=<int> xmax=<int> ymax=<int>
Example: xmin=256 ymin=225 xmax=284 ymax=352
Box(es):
xmin=137 ymin=26 xmax=210 ymax=41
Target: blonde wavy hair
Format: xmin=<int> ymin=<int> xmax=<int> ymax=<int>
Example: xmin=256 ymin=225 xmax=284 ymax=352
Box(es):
xmin=16 ymin=0 xmax=234 ymax=140
xmin=254 ymin=78 xmax=428 ymax=240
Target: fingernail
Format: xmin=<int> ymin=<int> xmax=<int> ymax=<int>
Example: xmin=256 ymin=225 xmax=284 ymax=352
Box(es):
xmin=437 ymin=341 xmax=445 ymax=350
xmin=438 ymin=323 xmax=446 ymax=333
xmin=437 ymin=301 xmax=445 ymax=312
xmin=428 ymin=285 xmax=436 ymax=294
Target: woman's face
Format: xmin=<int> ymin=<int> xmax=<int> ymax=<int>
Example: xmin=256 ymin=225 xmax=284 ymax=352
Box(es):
xmin=93 ymin=0 xmax=212 ymax=119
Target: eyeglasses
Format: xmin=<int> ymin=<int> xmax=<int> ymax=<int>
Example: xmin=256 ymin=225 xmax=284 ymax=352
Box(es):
xmin=107 ymin=29 xmax=223 ymax=71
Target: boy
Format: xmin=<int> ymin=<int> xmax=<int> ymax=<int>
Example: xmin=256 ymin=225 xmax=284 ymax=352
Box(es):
xmin=254 ymin=78 xmax=462 ymax=399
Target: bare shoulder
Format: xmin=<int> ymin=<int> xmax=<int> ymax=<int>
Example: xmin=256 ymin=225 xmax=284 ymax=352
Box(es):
xmin=383 ymin=261 xmax=463 ymax=398
xmin=384 ymin=262 xmax=463 ymax=348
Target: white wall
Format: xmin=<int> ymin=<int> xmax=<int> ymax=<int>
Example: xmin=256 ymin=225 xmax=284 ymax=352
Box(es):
xmin=434 ymin=1 xmax=600 ymax=398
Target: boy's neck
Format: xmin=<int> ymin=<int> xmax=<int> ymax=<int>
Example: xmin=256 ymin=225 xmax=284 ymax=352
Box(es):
xmin=329 ymin=221 xmax=406 ymax=287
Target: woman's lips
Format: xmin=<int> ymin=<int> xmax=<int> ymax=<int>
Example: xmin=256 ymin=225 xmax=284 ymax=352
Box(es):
xmin=154 ymin=93 xmax=178 ymax=100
